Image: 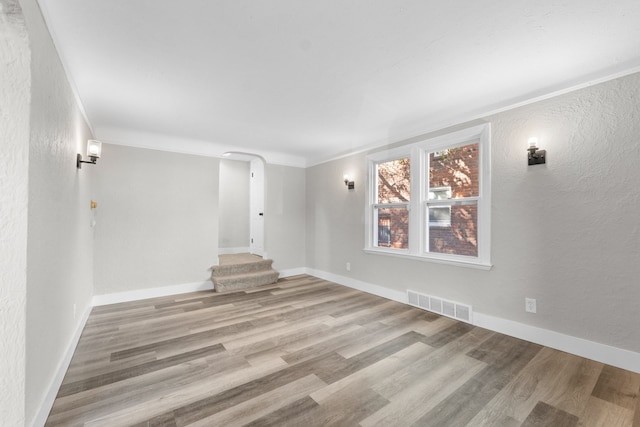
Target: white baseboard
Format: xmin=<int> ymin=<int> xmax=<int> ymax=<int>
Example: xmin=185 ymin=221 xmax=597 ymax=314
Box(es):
xmin=473 ymin=312 xmax=640 ymax=374
xmin=305 ymin=268 xmax=406 ymax=303
xmin=218 ymin=247 xmax=250 ymax=255
xmin=30 ymin=303 xmax=92 ymax=427
xmin=278 ymin=267 xmax=307 ymax=278
xmin=92 ymin=281 xmax=213 ymax=306
xmin=304 ymin=268 xmax=640 ymax=374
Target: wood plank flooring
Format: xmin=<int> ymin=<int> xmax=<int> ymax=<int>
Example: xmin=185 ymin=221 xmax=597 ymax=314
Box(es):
xmin=45 ymin=275 xmax=640 ymax=426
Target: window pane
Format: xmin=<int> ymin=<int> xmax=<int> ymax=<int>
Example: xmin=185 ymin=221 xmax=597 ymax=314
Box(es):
xmin=428 ymin=202 xmax=477 ymax=257
xmin=377 ymin=158 xmax=410 ymax=203
xmin=429 ymin=142 xmax=479 ymax=199
xmin=428 ymin=186 xmax=451 ymax=200
xmin=428 ymin=205 xmax=451 ymax=227
xmin=376 ymin=206 xmax=409 ymax=249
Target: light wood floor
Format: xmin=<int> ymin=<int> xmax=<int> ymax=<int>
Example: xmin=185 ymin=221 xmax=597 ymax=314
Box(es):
xmin=46 ymin=275 xmax=640 ymax=426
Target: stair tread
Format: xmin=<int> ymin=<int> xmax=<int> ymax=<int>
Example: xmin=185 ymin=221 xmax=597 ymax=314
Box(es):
xmin=211 ymin=259 xmax=274 ymax=277
xmin=211 ymin=253 xmax=279 ymax=292
xmin=218 ymin=253 xmax=265 ymax=265
xmin=213 ymin=269 xmax=279 ymax=292
xmin=214 ymin=270 xmax=279 ymax=280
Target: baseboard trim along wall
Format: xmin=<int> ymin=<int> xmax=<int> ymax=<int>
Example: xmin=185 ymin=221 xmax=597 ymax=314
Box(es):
xmin=92 ymin=281 xmax=213 ymax=306
xmin=31 ymin=304 xmax=92 ymax=427
xmin=91 ymin=270 xmax=307 ymax=306
xmin=473 ymin=313 xmax=640 ymax=375
xmin=308 ymin=268 xmax=640 ymax=374
xmin=306 ymin=268 xmax=406 ymax=303
xmin=278 ymin=267 xmax=308 ymax=278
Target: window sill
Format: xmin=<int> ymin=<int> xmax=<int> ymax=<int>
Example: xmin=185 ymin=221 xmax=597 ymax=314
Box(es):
xmin=363 ymin=248 xmax=492 ymax=270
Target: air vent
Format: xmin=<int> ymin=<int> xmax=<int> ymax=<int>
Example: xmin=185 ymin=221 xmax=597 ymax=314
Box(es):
xmin=430 ymin=297 xmax=442 ymax=314
xmin=406 ymin=290 xmax=473 ymax=324
xmin=443 ymin=300 xmax=455 ymax=317
xmin=418 ymin=294 xmax=430 ymax=309
xmin=408 ymin=291 xmax=419 ymax=306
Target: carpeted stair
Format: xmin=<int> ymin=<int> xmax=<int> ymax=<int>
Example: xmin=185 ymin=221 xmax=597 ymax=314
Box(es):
xmin=211 ymin=253 xmax=279 ymax=292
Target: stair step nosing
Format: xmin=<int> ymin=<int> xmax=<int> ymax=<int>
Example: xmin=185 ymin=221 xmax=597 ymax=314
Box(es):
xmin=211 ymin=260 xmax=273 ymax=274
xmin=214 ymin=270 xmax=279 ymax=280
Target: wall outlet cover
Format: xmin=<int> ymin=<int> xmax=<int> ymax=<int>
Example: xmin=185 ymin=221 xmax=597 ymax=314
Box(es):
xmin=525 ymin=297 xmax=537 ymax=313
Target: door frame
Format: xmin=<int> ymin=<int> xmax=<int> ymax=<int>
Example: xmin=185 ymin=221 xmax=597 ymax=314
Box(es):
xmin=222 ymin=152 xmax=267 ymax=260
xmin=249 ymin=158 xmax=265 ymax=257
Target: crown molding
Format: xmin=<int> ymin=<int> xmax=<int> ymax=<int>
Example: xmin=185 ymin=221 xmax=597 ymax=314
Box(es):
xmin=95 ymin=127 xmax=308 ymax=168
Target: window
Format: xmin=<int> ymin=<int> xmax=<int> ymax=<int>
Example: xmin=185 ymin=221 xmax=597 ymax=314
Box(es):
xmin=373 ymin=158 xmax=410 ymax=249
xmin=365 ymin=123 xmax=491 ymax=269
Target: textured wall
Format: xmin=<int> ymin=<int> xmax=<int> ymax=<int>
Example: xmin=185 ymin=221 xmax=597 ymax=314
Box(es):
xmin=21 ymin=0 xmax=97 ymax=421
xmin=93 ymin=144 xmax=219 ymax=294
xmin=218 ymin=159 xmax=250 ymax=249
xmin=306 ymin=71 xmax=640 ymax=354
xmin=265 ymin=164 xmax=306 ymax=271
xmin=0 ymin=0 xmax=29 ymax=424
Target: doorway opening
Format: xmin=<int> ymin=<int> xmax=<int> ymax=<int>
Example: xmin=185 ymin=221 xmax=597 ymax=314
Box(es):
xmin=218 ymin=152 xmax=266 ymax=259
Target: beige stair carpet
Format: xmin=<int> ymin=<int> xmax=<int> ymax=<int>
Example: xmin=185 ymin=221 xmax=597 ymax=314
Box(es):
xmin=211 ymin=253 xmax=279 ymax=292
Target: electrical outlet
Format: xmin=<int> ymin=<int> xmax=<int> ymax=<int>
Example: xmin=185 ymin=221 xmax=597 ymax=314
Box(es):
xmin=346 ymin=262 xmax=351 ymax=271
xmin=525 ymin=298 xmax=536 ymax=313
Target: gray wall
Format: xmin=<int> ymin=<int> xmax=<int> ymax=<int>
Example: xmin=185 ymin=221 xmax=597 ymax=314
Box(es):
xmin=20 ymin=0 xmax=96 ymax=423
xmin=218 ymin=159 xmax=250 ymax=249
xmin=93 ymin=144 xmax=219 ymax=295
xmin=306 ymin=71 xmax=640 ymax=354
xmin=0 ymin=0 xmax=30 ymax=424
xmin=266 ymin=163 xmax=306 ymax=271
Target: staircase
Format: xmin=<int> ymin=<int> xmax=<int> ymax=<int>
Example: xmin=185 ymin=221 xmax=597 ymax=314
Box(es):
xmin=211 ymin=253 xmax=279 ymax=292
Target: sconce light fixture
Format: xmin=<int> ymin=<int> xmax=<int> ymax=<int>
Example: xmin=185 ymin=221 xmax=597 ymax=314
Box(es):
xmin=344 ymin=174 xmax=355 ymax=190
xmin=77 ymin=140 xmax=102 ymax=169
xmin=527 ymin=137 xmax=546 ymax=166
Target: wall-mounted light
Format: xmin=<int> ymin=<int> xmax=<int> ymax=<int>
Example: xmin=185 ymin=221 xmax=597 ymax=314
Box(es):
xmin=344 ymin=174 xmax=355 ymax=190
xmin=77 ymin=140 xmax=102 ymax=169
xmin=527 ymin=137 xmax=546 ymax=166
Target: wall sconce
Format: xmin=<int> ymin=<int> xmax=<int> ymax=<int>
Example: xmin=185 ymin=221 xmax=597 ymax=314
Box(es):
xmin=77 ymin=140 xmax=102 ymax=169
xmin=344 ymin=174 xmax=355 ymax=190
xmin=527 ymin=137 xmax=546 ymax=166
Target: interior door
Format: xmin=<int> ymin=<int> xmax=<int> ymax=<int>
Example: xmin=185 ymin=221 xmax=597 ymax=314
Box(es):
xmin=249 ymin=159 xmax=264 ymax=257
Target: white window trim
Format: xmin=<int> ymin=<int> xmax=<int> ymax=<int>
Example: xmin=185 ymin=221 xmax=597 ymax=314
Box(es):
xmin=364 ymin=123 xmax=492 ymax=269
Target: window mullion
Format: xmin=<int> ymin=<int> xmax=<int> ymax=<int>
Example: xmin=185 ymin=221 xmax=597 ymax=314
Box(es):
xmin=373 ymin=202 xmax=409 ymax=209
xmin=408 ymin=146 xmax=421 ymax=256
xmin=423 ymin=148 xmax=429 ymax=255
xmin=372 ymin=204 xmax=379 ymax=247
xmin=425 ymin=196 xmax=481 ymax=206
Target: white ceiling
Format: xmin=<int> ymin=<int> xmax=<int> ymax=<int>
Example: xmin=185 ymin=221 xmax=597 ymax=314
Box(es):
xmin=39 ymin=0 xmax=640 ymax=166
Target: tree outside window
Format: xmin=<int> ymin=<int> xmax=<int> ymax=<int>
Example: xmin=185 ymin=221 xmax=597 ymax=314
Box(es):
xmin=427 ymin=142 xmax=479 ymax=257
xmin=375 ymin=158 xmax=410 ymax=249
